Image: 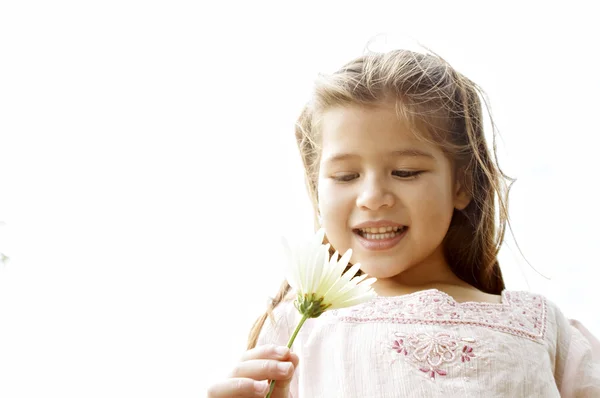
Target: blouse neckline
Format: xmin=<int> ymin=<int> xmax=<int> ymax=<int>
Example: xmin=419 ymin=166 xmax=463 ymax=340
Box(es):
xmin=373 ymin=288 xmax=507 ymax=307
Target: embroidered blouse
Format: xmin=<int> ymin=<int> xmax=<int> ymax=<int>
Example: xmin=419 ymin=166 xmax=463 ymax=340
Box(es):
xmin=257 ymin=289 xmax=600 ymax=397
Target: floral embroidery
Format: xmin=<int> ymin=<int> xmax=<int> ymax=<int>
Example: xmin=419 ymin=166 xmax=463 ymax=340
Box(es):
xmin=391 ymin=338 xmax=408 ymax=355
xmin=461 ymin=345 xmax=475 ymax=362
xmin=389 ymin=331 xmax=477 ymax=381
xmin=325 ymin=290 xmax=547 ymax=341
xmin=420 ymin=367 xmax=447 ymax=379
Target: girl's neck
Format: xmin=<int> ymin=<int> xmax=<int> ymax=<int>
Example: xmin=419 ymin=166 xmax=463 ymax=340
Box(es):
xmin=370 ymin=247 xmax=501 ymax=304
xmin=375 ymin=247 xmax=463 ymax=290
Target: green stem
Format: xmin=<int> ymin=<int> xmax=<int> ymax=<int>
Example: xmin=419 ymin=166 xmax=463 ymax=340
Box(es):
xmin=265 ymin=312 xmax=310 ymax=398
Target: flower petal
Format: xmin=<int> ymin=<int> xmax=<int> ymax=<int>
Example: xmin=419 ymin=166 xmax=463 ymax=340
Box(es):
xmin=325 ymin=272 xmax=375 ymax=304
xmin=328 ymin=292 xmax=376 ymax=309
xmin=281 ymin=236 xmax=301 ymax=291
xmin=320 ymin=249 xmax=353 ymax=297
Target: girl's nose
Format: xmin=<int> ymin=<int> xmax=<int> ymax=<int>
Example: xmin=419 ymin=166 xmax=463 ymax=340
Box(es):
xmin=355 ymin=177 xmax=395 ymax=210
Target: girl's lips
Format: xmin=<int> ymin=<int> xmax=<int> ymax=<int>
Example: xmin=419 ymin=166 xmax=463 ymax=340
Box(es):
xmin=353 ymin=227 xmax=408 ymax=251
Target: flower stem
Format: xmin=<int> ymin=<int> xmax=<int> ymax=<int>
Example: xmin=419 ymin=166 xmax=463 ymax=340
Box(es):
xmin=265 ymin=312 xmax=310 ymax=398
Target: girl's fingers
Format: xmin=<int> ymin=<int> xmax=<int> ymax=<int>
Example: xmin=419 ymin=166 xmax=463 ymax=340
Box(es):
xmin=206 ymin=377 xmax=270 ymax=398
xmin=207 ymin=345 xmax=300 ymax=398
xmin=288 ymin=351 xmax=299 ymax=369
xmin=240 ymin=344 xmax=291 ymax=362
xmin=230 ymin=359 xmax=295 ymax=381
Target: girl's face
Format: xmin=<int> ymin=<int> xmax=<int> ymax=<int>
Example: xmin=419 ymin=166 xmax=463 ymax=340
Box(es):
xmin=317 ymin=103 xmax=471 ymax=281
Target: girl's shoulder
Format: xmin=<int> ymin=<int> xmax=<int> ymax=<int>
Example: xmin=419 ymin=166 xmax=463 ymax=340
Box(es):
xmin=501 ymin=290 xmax=592 ymax=338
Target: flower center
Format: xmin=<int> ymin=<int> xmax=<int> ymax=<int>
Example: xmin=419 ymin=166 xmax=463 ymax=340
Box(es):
xmin=295 ymin=293 xmax=331 ymax=318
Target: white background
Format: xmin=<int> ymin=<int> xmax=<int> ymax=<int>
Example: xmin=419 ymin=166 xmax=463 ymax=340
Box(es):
xmin=0 ymin=0 xmax=598 ymax=396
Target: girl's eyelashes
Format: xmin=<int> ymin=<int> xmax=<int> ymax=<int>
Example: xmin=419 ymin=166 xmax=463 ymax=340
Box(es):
xmin=332 ymin=173 xmax=359 ymax=182
xmin=331 ymin=170 xmax=423 ymax=182
xmin=392 ymin=170 xmax=423 ymax=179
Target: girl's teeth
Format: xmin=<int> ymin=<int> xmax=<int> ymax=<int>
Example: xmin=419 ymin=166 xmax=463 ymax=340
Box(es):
xmin=360 ymin=226 xmax=401 ymax=234
xmin=360 ymin=227 xmax=405 ymax=240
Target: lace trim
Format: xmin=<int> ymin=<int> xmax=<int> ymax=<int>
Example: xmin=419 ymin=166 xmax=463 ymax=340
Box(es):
xmin=325 ymin=289 xmax=547 ymax=341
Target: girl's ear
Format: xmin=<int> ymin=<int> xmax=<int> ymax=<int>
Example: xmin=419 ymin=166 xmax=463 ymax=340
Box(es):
xmin=453 ymin=167 xmax=472 ymax=211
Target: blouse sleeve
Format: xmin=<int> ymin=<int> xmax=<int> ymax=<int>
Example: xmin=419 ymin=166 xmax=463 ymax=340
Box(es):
xmin=556 ymin=313 xmax=600 ymax=397
xmin=256 ymin=297 xmax=299 ymax=398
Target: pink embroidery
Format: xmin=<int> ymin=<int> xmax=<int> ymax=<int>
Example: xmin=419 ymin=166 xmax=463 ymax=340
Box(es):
xmin=420 ymin=367 xmax=447 ymax=379
xmin=461 ymin=346 xmax=475 ymax=362
xmin=389 ymin=332 xmax=477 ymax=381
xmin=391 ymin=339 xmax=408 ymax=355
xmin=327 ymin=290 xmax=547 ymax=341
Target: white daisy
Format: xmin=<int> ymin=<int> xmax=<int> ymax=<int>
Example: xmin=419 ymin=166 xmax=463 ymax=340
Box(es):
xmin=282 ymin=228 xmax=377 ymax=318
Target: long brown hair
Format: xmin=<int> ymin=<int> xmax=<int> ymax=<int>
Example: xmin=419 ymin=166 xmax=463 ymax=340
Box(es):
xmin=248 ymin=48 xmax=512 ymax=349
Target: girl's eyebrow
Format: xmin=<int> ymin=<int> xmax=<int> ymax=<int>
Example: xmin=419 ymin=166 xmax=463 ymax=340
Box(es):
xmin=391 ymin=149 xmax=435 ymax=159
xmin=324 ymin=149 xmax=435 ymax=163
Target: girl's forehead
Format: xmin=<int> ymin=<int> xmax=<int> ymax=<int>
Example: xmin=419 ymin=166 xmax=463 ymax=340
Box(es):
xmin=318 ymin=104 xmax=439 ymax=155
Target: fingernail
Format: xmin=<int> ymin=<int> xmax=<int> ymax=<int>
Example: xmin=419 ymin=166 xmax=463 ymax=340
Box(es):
xmin=254 ymin=381 xmax=268 ymax=394
xmin=277 ymin=362 xmax=292 ymax=374
xmin=275 ymin=346 xmax=288 ymax=356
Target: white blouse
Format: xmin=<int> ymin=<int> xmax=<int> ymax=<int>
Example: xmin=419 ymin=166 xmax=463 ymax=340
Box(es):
xmin=257 ymin=289 xmax=600 ymax=397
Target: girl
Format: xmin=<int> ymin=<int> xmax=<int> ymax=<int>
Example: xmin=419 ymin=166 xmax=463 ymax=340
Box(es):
xmin=207 ymin=49 xmax=600 ymax=397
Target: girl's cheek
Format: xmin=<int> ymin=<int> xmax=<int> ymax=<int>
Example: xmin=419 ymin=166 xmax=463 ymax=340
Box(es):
xmin=317 ymin=183 xmax=336 ymax=207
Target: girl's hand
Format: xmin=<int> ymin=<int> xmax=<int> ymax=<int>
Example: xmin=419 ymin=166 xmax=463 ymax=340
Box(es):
xmin=207 ymin=344 xmax=299 ymax=398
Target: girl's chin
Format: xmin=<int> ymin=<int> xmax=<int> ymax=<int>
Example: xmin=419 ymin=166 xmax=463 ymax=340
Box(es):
xmin=353 ymin=262 xmax=409 ymax=279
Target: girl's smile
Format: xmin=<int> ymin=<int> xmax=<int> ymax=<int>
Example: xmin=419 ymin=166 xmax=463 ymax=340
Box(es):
xmin=352 ymin=221 xmax=408 ymax=251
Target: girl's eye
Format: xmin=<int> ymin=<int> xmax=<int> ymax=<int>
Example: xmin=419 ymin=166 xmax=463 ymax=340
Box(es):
xmin=392 ymin=170 xmax=422 ymax=179
xmin=332 ymin=171 xmax=422 ymax=182
xmin=332 ymin=174 xmax=359 ymax=182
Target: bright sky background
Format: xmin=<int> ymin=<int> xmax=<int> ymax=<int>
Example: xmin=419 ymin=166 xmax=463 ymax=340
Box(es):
xmin=0 ymin=1 xmax=598 ymax=397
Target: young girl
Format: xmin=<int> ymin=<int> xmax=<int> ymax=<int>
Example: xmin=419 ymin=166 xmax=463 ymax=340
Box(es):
xmin=207 ymin=49 xmax=600 ymax=397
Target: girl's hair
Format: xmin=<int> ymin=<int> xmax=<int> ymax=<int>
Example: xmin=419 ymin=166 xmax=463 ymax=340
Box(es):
xmin=247 ymin=48 xmax=512 ymax=349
